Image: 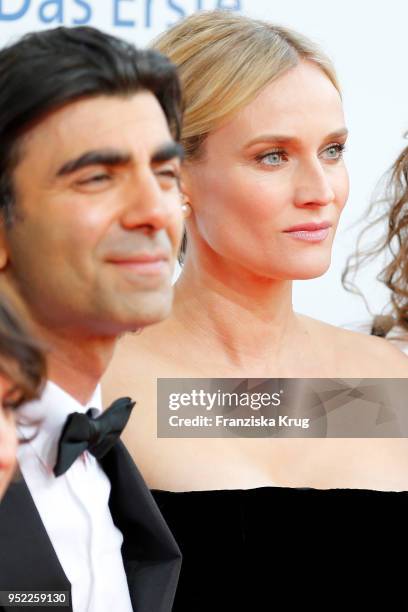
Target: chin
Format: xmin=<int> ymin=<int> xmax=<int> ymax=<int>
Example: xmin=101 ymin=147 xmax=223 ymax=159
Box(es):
xmin=134 ymin=306 xmax=172 ymax=328
xmin=91 ymin=287 xmax=174 ymax=336
xmin=127 ymin=291 xmax=174 ymax=329
xmin=253 ymin=260 xmax=331 ymax=281
xmin=291 ymin=262 xmax=331 ymax=280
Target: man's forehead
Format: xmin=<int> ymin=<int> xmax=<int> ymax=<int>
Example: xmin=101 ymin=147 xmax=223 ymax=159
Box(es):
xmin=21 ymin=92 xmax=170 ymax=159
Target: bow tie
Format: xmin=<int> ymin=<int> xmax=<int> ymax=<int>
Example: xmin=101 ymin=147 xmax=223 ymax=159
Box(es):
xmin=53 ymin=396 xmax=135 ymax=477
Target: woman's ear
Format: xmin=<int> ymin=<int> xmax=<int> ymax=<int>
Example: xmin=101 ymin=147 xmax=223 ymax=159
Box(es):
xmin=179 ymin=172 xmax=193 ymax=218
xmin=179 ymin=177 xmax=188 ymax=199
xmin=179 ymin=162 xmax=195 ymax=203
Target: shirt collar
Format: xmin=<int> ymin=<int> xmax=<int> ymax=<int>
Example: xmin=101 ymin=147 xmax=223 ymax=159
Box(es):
xmin=17 ymin=380 xmax=102 ymax=472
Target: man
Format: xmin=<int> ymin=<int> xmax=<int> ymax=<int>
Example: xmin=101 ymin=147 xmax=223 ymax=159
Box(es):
xmin=0 ymin=26 xmax=184 ymax=612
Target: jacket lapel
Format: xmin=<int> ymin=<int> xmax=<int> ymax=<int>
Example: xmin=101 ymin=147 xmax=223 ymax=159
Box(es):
xmin=101 ymin=441 xmax=182 ymax=612
xmin=0 ymin=475 xmax=72 ymax=612
xmin=0 ymin=443 xmax=181 ymax=612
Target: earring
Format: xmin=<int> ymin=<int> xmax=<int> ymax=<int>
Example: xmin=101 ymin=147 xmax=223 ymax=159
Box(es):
xmin=181 ymin=195 xmax=192 ymax=218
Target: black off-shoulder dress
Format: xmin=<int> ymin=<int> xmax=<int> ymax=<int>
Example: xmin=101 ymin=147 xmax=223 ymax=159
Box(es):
xmin=152 ymin=486 xmax=408 ymax=611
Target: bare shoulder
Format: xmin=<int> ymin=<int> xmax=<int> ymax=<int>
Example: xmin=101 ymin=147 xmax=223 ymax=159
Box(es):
xmin=301 ymin=315 xmax=408 ymax=377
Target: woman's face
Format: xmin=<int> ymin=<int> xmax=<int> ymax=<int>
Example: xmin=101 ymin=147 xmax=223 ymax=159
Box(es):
xmin=183 ymin=60 xmax=349 ymax=280
xmin=0 ymin=376 xmax=17 ymax=501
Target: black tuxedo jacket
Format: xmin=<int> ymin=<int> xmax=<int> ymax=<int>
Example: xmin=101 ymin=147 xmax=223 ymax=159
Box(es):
xmin=0 ymin=441 xmax=181 ymax=612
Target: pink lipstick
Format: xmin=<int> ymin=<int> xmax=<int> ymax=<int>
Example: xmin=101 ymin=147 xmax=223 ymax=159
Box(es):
xmin=283 ymin=222 xmax=332 ymax=243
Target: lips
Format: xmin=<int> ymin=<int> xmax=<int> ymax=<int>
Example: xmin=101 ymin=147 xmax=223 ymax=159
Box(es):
xmin=283 ymin=222 xmax=332 ymax=243
xmin=106 ymin=252 xmax=170 ymax=264
xmin=106 ymin=252 xmax=171 ymax=277
xmin=283 ymin=222 xmax=332 ymax=233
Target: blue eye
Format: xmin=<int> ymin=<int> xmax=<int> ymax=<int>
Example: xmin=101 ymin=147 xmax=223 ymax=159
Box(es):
xmin=257 ymin=150 xmax=287 ymax=166
xmin=321 ymin=144 xmax=345 ymax=161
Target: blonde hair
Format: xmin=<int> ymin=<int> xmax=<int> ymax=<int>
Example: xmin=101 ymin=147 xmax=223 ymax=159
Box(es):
xmin=153 ymin=10 xmax=340 ymax=160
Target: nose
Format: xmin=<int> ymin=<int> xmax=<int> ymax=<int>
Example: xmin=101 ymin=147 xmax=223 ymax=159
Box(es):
xmin=120 ymin=168 xmax=181 ymax=233
xmin=293 ymin=159 xmax=335 ymax=208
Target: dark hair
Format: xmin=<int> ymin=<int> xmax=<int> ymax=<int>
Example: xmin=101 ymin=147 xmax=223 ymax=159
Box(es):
xmin=0 ymin=296 xmax=46 ymax=408
xmin=0 ymin=26 xmax=182 ymax=224
xmin=342 ymin=145 xmax=408 ymax=335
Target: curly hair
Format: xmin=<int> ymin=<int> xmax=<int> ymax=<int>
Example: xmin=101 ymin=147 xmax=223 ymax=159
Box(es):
xmin=342 ymin=145 xmax=408 ymax=335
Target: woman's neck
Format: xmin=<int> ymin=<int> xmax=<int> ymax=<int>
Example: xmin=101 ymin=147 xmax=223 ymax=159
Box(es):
xmin=172 ymin=250 xmax=305 ymax=373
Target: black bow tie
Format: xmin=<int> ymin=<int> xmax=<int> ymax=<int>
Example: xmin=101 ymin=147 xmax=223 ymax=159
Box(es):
xmin=53 ymin=396 xmax=135 ymax=477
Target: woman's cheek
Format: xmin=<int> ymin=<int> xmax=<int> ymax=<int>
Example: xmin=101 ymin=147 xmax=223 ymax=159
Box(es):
xmin=334 ymin=166 xmax=350 ymax=211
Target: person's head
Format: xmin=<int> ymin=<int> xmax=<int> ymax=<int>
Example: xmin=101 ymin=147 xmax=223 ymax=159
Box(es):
xmin=154 ymin=11 xmax=349 ymax=280
xmin=343 ymin=145 xmax=408 ymax=333
xmin=0 ymin=26 xmax=184 ymax=339
xmin=0 ymin=297 xmax=45 ymax=500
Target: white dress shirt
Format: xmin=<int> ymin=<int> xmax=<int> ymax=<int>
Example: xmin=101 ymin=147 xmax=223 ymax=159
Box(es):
xmin=16 ymin=381 xmax=133 ymax=612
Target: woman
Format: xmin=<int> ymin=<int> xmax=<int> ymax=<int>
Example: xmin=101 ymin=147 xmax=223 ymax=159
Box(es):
xmin=343 ymin=143 xmax=408 ymax=351
xmin=103 ymin=12 xmax=408 ymax=610
xmin=0 ymin=297 xmax=45 ymax=500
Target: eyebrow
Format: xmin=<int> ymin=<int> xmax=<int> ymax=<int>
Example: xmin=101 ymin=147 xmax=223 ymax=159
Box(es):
xmin=56 ymin=142 xmax=184 ymax=177
xmin=244 ymin=128 xmax=349 ymax=149
xmin=152 ymin=142 xmax=185 ymax=163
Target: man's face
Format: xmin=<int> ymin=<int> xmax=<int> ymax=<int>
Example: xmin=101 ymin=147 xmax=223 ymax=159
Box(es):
xmin=2 ymin=93 xmax=183 ymax=336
